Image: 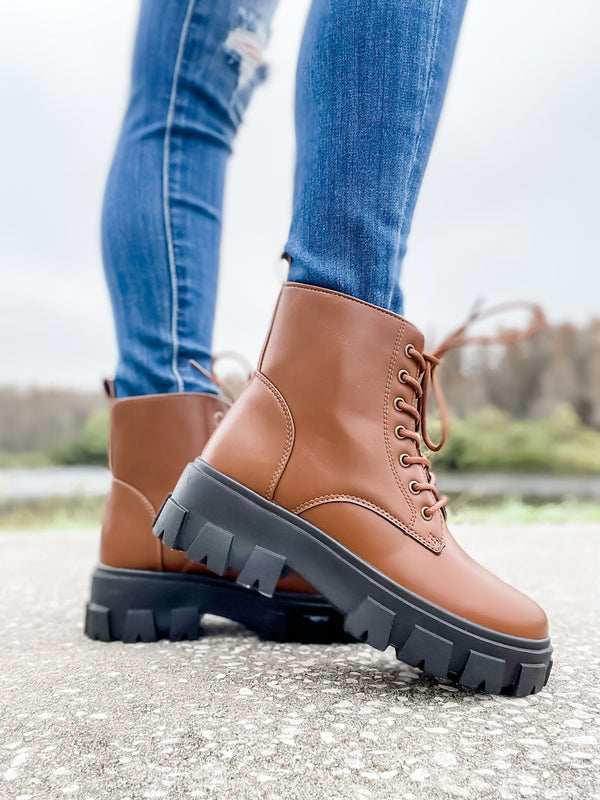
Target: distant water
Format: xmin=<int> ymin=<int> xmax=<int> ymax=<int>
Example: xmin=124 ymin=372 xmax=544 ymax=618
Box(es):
xmin=0 ymin=467 xmax=598 ymax=502
xmin=437 ymin=472 xmax=600 ymax=500
xmin=0 ymin=466 xmax=111 ymax=502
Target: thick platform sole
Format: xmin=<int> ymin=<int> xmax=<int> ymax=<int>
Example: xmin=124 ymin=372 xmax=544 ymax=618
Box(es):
xmin=85 ymin=564 xmax=350 ymax=644
xmin=153 ymin=459 xmax=553 ymax=696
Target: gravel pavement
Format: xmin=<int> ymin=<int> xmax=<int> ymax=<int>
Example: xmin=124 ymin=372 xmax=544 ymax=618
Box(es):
xmin=0 ymin=525 xmax=599 ymax=800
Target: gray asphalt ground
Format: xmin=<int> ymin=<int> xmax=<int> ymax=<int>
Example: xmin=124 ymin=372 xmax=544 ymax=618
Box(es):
xmin=0 ymin=525 xmax=599 ymax=800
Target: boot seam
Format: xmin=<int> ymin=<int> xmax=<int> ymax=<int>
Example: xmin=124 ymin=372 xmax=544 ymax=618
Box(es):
xmin=383 ymin=322 xmax=445 ymax=551
xmin=286 ymin=282 xmax=412 ymax=323
xmin=105 ymin=478 xmax=164 ymax=571
xmin=292 ymin=495 xmax=444 ymax=553
xmin=255 ymin=371 xmax=295 ymax=500
xmin=111 ymin=477 xmax=157 ymax=518
xmin=384 ymin=322 xmax=416 ymax=530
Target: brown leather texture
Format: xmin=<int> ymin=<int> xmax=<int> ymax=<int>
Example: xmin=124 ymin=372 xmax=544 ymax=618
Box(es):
xmin=203 ymin=282 xmax=548 ymax=639
xmin=101 ymin=392 xmax=225 ymax=573
xmin=301 ymin=503 xmax=546 ymax=639
xmin=99 ymin=391 xmax=316 ymax=593
xmin=202 ymin=372 xmax=294 ymax=502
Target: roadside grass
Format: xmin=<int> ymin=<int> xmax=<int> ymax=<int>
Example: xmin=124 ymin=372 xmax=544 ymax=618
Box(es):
xmin=447 ymin=496 xmax=600 ymax=524
xmin=1 ymin=494 xmax=598 ymax=532
xmin=0 ymin=496 xmax=106 ymax=531
xmin=0 ymin=451 xmax=54 ymax=468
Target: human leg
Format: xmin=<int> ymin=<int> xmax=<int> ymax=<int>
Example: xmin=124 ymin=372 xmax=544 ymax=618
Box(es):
xmin=102 ymin=0 xmax=278 ymax=397
xmin=285 ymin=0 xmax=466 ymax=313
xmin=89 ymin=0 xmax=351 ymax=645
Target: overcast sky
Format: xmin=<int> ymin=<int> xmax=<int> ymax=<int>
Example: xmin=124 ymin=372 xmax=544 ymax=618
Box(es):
xmin=1 ymin=1 xmax=599 ymax=390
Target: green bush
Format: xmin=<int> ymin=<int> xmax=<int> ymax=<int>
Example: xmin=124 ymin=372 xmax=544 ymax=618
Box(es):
xmin=431 ymin=404 xmax=600 ymax=474
xmin=28 ymin=401 xmax=600 ymax=474
xmin=51 ymin=409 xmax=109 ymax=466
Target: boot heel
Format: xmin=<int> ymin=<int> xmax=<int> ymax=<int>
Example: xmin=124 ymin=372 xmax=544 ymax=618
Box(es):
xmin=153 ymin=461 xmax=289 ymax=598
xmin=85 ymin=567 xmax=204 ymax=643
xmin=155 ymin=495 xmax=236 ymax=577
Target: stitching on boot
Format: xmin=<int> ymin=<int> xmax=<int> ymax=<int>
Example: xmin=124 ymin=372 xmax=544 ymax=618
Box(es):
xmin=112 ymin=477 xmax=157 ymax=518
xmin=110 ymin=478 xmax=165 ymax=570
xmin=384 ymin=322 xmax=416 ymax=529
xmin=287 ymin=283 xmax=413 ymax=323
xmin=255 ymin=371 xmax=295 ymax=500
xmin=293 ymin=494 xmax=443 ymax=553
xmin=207 ymin=397 xmax=226 ymax=437
xmin=384 ymin=323 xmax=445 ymax=551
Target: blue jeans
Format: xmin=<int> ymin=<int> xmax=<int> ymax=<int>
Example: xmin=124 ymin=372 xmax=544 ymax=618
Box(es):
xmin=103 ymin=0 xmax=466 ymax=397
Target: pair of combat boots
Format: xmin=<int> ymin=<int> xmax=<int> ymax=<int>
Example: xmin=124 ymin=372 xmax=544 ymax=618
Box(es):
xmin=86 ymin=283 xmax=552 ymax=696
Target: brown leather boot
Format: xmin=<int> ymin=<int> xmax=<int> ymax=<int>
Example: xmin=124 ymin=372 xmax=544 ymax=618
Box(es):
xmin=85 ymin=387 xmax=347 ymax=643
xmin=154 ymin=283 xmax=552 ymax=695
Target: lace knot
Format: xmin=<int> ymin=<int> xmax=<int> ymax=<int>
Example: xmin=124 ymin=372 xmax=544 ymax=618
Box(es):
xmin=417 ymin=301 xmax=546 ymax=453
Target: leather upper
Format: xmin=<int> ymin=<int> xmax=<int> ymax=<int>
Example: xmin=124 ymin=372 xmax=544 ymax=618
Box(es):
xmin=101 ymin=392 xmax=227 ymax=573
xmin=99 ymin=390 xmax=320 ymax=593
xmin=203 ymin=283 xmax=549 ymax=639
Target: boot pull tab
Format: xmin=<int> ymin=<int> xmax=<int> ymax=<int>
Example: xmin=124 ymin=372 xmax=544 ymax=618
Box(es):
xmin=103 ymin=379 xmax=116 ymax=399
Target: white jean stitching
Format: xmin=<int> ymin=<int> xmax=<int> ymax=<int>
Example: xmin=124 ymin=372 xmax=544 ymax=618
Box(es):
xmin=162 ymin=0 xmax=197 ymax=392
xmin=396 ymin=0 xmax=443 ymax=241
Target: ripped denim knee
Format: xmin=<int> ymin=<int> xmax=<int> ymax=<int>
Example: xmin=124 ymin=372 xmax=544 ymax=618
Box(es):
xmin=221 ymin=4 xmax=275 ymax=125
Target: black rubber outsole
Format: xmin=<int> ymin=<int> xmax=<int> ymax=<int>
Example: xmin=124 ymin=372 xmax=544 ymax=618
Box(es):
xmin=153 ymin=459 xmax=553 ymax=696
xmin=85 ymin=564 xmax=351 ymax=644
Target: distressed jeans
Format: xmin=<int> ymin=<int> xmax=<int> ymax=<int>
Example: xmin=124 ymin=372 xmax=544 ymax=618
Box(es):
xmin=102 ymin=0 xmax=466 ymax=397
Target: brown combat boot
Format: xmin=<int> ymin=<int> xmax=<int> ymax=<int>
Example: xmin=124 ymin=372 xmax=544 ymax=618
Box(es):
xmin=154 ymin=283 xmax=552 ymax=695
xmin=85 ymin=387 xmax=347 ymax=643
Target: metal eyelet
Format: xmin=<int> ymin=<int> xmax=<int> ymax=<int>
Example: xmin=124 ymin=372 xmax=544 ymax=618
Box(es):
xmin=397 ymin=369 xmax=409 ymax=383
xmin=421 ymin=506 xmax=432 ymax=520
xmin=405 ymin=343 xmax=415 ymax=358
xmin=394 ymin=425 xmax=405 ymax=439
xmin=409 ymin=480 xmax=421 ymax=495
xmin=393 ymin=397 xmax=405 ymax=412
xmin=399 ymin=453 xmax=411 ymax=467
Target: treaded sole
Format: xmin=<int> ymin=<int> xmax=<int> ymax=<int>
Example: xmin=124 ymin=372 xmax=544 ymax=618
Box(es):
xmin=85 ymin=564 xmax=351 ymax=644
xmin=153 ymin=459 xmax=553 ymax=696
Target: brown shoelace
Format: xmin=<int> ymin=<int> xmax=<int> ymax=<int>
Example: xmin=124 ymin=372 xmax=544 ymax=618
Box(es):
xmin=395 ymin=301 xmax=546 ymax=519
xmin=190 ymin=351 xmax=253 ymax=404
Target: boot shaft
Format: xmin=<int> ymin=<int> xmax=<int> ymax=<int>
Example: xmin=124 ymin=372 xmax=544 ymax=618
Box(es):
xmin=108 ymin=392 xmax=225 ymax=510
xmin=101 ymin=392 xmax=227 ymax=570
xmin=203 ymin=283 xmax=446 ymax=551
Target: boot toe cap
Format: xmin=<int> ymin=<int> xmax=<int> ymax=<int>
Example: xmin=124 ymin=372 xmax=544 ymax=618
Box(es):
xmin=479 ymin=585 xmax=549 ymax=640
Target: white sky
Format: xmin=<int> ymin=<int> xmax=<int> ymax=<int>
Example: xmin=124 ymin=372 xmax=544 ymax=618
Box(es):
xmin=1 ymin=1 xmax=599 ymax=389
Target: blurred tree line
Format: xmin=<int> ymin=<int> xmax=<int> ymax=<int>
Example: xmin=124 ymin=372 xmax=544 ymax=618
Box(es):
xmin=437 ymin=319 xmax=600 ymax=428
xmin=0 ymin=388 xmax=104 ymax=462
xmin=0 ymin=319 xmax=598 ymax=471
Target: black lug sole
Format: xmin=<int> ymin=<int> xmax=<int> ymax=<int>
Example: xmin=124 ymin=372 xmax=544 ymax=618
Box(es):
xmin=85 ymin=564 xmax=351 ymax=644
xmin=153 ymin=459 xmax=553 ymax=696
